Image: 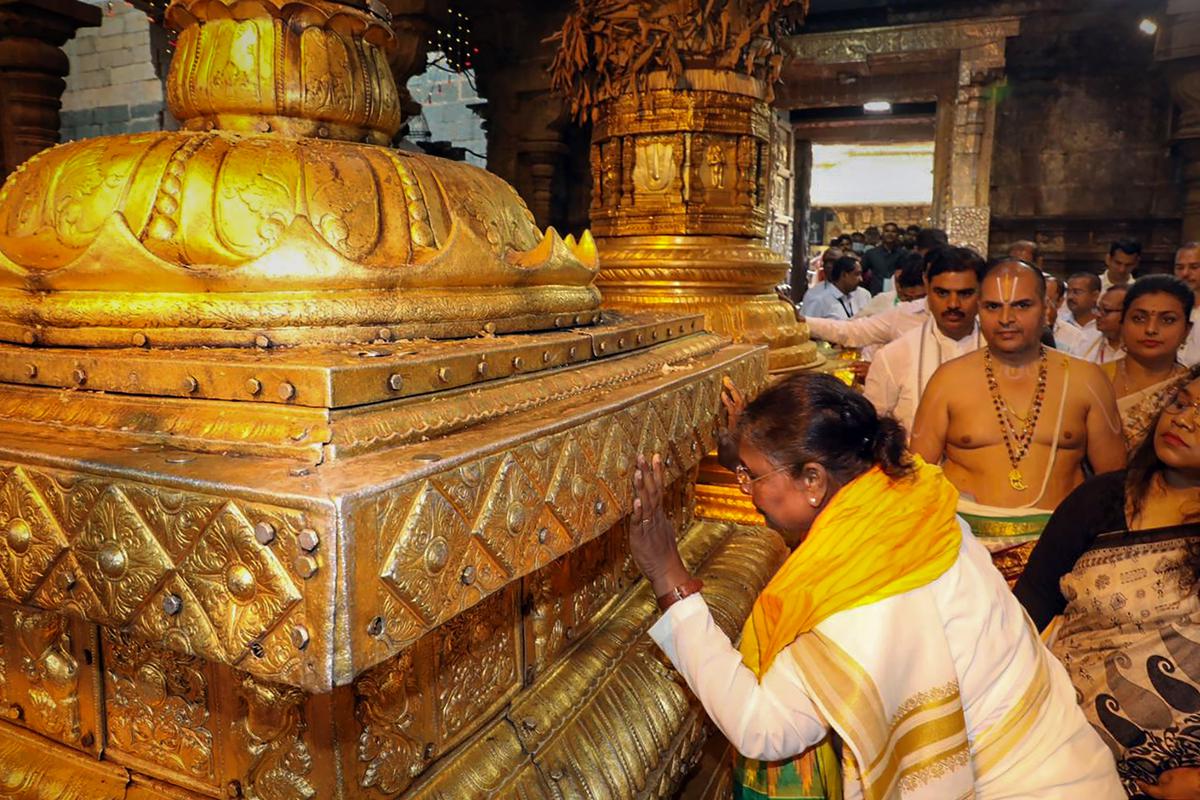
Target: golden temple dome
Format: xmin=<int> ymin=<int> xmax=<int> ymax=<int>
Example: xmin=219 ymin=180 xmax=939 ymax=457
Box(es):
xmin=0 ymin=0 xmax=600 ymax=348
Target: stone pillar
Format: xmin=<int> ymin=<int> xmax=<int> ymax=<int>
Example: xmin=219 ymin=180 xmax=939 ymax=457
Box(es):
xmin=476 ymin=56 xmax=570 ymax=231
xmin=0 ymin=0 xmax=100 ymax=181
xmin=384 ymin=0 xmax=447 ymax=130
xmin=1161 ymin=1 xmax=1200 ymax=241
xmin=943 ymin=41 xmax=1007 ymax=254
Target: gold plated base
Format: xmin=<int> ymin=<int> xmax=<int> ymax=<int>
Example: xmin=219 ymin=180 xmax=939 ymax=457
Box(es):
xmin=0 ymin=520 xmax=786 ymax=799
xmin=598 ymin=236 xmax=819 ymax=372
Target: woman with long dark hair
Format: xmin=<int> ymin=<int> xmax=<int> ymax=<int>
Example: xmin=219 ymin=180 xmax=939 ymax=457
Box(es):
xmin=1015 ymin=366 xmax=1200 ymax=798
xmin=632 ymin=372 xmax=1121 ymax=799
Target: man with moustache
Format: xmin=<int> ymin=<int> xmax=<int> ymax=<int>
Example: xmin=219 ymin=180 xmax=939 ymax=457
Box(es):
xmin=911 ymin=260 xmax=1125 ymax=583
xmin=1177 ymin=242 xmax=1200 ymax=367
xmin=864 ymin=247 xmax=984 ymax=434
xmin=1043 ymin=275 xmax=1092 ymax=357
xmin=801 ymin=256 xmax=870 ymax=320
xmin=1064 ymin=272 xmax=1102 ymax=334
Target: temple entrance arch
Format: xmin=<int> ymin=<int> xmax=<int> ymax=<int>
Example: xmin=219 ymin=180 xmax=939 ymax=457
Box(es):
xmin=778 ymin=16 xmax=1021 ymax=259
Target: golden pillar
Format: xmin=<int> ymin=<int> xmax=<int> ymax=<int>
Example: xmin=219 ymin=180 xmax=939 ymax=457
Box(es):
xmin=0 ymin=0 xmax=786 ymax=794
xmin=550 ymin=1 xmax=818 ymax=376
xmin=551 ymin=3 xmax=817 ymax=529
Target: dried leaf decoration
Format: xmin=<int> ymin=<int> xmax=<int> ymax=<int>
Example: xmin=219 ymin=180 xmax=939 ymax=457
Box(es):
xmin=547 ymin=0 xmax=806 ymax=121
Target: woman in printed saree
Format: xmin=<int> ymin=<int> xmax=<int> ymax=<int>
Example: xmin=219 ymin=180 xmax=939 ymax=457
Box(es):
xmin=1102 ymin=275 xmax=1194 ymax=452
xmin=630 ymin=372 xmax=1122 ymax=800
xmin=1015 ymin=367 xmax=1200 ymax=799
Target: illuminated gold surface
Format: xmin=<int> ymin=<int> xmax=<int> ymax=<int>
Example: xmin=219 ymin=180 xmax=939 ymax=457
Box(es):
xmin=0 ymin=0 xmax=600 ymax=348
xmin=587 ymin=74 xmax=819 ymax=373
xmin=0 ymin=0 xmax=786 ymax=793
xmin=0 ymin=516 xmax=784 ymax=798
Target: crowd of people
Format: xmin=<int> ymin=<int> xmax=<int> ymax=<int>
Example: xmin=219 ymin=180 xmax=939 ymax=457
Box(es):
xmin=624 ymin=231 xmax=1200 ymax=798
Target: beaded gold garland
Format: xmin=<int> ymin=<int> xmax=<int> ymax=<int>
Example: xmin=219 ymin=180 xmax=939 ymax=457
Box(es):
xmin=984 ymin=345 xmax=1048 ymax=492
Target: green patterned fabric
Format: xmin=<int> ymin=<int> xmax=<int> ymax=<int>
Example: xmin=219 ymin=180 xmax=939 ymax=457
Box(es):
xmin=732 ymin=739 xmax=842 ymax=800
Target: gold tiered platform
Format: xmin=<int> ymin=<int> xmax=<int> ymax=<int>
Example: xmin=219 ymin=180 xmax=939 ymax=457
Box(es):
xmin=0 ymin=0 xmax=786 ymax=795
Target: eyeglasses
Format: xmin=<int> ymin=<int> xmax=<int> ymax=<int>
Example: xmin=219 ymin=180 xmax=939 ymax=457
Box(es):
xmin=734 ymin=463 xmax=788 ymax=495
xmin=1164 ymin=392 xmax=1200 ymax=417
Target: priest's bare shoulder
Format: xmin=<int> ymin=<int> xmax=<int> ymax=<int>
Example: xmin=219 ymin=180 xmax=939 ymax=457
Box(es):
xmin=911 ymin=264 xmax=1125 ymax=510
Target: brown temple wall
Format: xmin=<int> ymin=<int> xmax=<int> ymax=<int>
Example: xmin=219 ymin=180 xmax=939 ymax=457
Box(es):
xmin=988 ymin=0 xmax=1183 ymax=276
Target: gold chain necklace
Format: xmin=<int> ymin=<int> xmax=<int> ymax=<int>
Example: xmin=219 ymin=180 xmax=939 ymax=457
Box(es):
xmin=984 ymin=346 xmax=1048 ymax=491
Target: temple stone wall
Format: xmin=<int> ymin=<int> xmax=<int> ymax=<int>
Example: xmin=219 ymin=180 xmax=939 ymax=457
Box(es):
xmin=988 ymin=0 xmax=1182 ymax=275
xmin=58 ymin=0 xmax=164 ymax=141
xmin=406 ymin=62 xmax=487 ymax=166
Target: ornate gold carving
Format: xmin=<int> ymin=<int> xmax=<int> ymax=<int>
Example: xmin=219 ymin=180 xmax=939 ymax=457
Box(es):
xmin=0 ymin=137 xmax=600 ymax=347
xmin=407 ymin=520 xmax=786 ymax=798
xmin=165 ymin=0 xmax=401 ymax=143
xmin=355 ymin=586 xmax=519 ymax=795
xmin=780 ymin=17 xmax=1021 ymax=65
xmin=526 ymin=528 xmax=617 ymax=671
xmin=238 ymin=674 xmax=316 ymax=800
xmin=75 ymin=487 xmax=173 ymax=625
xmin=0 ymin=0 xmax=603 ymax=349
xmin=571 ymin=50 xmax=818 ymax=373
xmin=0 ymin=467 xmax=68 ymax=603
xmin=360 ymin=348 xmax=763 ymax=673
xmin=103 ymin=630 xmax=216 ymax=785
xmin=549 ymin=0 xmax=803 ymax=120
xmin=356 ymin=648 xmax=427 ymax=795
xmin=178 ymin=503 xmax=301 ymax=661
xmin=9 ymin=607 xmax=81 ymax=746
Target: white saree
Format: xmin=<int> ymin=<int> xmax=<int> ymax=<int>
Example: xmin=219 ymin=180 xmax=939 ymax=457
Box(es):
xmin=650 ymin=526 xmax=1122 ymax=799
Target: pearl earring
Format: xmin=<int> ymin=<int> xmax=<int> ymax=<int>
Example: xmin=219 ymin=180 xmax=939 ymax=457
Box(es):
xmin=809 ymin=497 xmax=819 ymax=506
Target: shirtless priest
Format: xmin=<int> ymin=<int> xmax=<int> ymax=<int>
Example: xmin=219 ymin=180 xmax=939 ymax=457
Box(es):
xmin=911 ymin=260 xmax=1125 ymax=582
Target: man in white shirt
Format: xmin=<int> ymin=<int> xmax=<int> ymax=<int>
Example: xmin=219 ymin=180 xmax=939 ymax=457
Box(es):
xmin=1064 ymin=272 xmax=1101 ymax=334
xmin=801 ymin=256 xmax=871 ymax=320
xmin=1099 ymin=238 xmax=1140 ymax=293
xmin=864 ymin=247 xmax=985 ymax=433
xmin=1077 ymin=285 xmax=1127 ymax=364
xmin=859 ymin=251 xmax=927 ymax=316
xmin=1175 ymin=241 xmax=1200 ymax=367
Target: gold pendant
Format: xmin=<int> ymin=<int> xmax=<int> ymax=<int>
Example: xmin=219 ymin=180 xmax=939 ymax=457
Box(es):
xmin=1009 ymin=468 xmax=1027 ymax=491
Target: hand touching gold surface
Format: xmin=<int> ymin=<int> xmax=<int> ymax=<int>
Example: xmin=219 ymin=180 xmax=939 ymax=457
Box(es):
xmin=630 ymin=453 xmax=691 ymax=599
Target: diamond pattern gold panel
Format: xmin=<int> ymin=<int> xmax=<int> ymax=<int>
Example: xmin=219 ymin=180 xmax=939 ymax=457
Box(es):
xmin=0 ymin=467 xmax=68 ymax=603
xmin=178 ymin=503 xmax=302 ymax=661
xmin=74 ymin=487 xmax=173 ymax=625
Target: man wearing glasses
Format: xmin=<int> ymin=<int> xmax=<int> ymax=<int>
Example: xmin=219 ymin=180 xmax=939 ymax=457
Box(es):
xmin=1078 ymin=285 xmax=1128 ymax=364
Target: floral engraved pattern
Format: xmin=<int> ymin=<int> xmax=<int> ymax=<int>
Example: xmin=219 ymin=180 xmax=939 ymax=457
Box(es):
xmin=103 ymin=630 xmax=215 ymax=782
xmin=74 ymin=487 xmax=171 ymax=624
xmin=11 ymin=608 xmax=81 ymax=745
xmin=0 ymin=467 xmax=68 ymax=602
xmin=121 ymin=486 xmax=221 ymax=562
xmin=469 ymin=455 xmax=543 ymax=575
xmin=436 ymin=588 xmax=518 ymax=742
xmin=239 ymin=674 xmax=316 ymax=800
xmin=179 ymin=503 xmax=301 ymax=659
xmin=356 ymin=650 xmax=425 ymax=795
xmin=546 ymin=436 xmax=608 ymax=544
xmin=379 ymin=483 xmax=470 ymax=624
